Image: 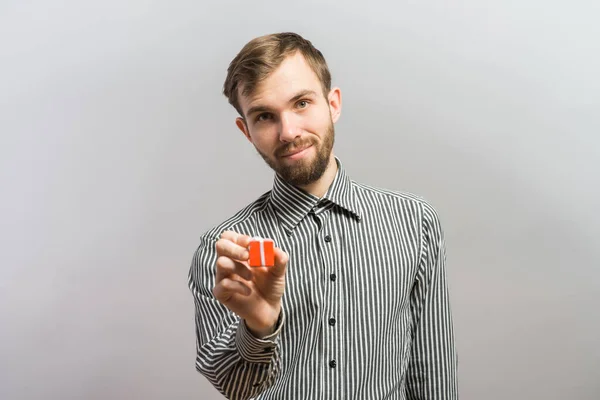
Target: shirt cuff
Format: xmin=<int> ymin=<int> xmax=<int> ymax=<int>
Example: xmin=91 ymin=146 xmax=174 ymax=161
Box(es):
xmin=235 ymin=308 xmax=285 ymax=363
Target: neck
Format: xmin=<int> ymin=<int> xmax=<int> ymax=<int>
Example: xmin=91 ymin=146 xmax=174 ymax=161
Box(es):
xmin=297 ymin=154 xmax=338 ymax=198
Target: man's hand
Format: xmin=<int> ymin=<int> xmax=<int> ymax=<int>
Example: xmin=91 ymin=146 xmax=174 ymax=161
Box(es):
xmin=213 ymin=230 xmax=288 ymax=338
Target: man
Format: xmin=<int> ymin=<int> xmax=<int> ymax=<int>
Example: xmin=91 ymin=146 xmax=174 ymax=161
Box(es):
xmin=188 ymin=32 xmax=458 ymax=399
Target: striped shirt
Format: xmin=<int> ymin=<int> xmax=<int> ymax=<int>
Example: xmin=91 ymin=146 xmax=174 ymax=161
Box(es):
xmin=188 ymin=157 xmax=458 ymax=399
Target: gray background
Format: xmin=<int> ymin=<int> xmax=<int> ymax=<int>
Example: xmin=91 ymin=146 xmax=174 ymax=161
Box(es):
xmin=1 ymin=0 xmax=599 ymax=399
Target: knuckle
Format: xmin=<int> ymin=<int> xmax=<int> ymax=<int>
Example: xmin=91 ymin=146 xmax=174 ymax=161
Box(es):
xmin=221 ymin=230 xmax=237 ymax=241
xmin=213 ymin=281 xmax=231 ymax=301
xmin=215 ymin=255 xmax=228 ymax=267
xmin=215 ymin=239 xmax=229 ymax=254
xmin=220 ymin=278 xmax=233 ymax=291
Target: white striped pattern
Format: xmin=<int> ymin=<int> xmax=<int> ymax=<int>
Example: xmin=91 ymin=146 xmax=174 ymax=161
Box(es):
xmin=188 ymin=157 xmax=458 ymax=399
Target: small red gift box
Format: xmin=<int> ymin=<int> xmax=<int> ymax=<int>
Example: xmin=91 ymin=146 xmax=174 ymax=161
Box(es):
xmin=248 ymin=237 xmax=275 ymax=267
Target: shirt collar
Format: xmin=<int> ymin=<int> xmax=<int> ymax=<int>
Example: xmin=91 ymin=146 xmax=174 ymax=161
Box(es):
xmin=270 ymin=156 xmax=362 ymax=236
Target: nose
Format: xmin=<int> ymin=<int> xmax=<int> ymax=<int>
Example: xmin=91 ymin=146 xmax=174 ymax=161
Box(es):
xmin=278 ymin=112 xmax=301 ymax=142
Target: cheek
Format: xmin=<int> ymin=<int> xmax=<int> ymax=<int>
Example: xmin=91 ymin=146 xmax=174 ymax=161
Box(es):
xmin=304 ymin=109 xmax=330 ymax=132
xmin=301 ymin=107 xmax=330 ymax=133
xmin=251 ymin=129 xmax=279 ymax=150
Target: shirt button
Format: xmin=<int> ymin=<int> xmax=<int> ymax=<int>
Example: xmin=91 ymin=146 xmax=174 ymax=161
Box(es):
xmin=329 ymin=317 xmax=336 ymax=326
xmin=329 ymin=359 xmax=336 ymax=368
xmin=324 ymin=235 xmax=332 ymax=243
xmin=330 ymin=273 xmax=336 ymax=281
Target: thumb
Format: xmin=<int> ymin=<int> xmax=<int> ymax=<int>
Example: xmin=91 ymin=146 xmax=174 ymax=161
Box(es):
xmin=270 ymin=247 xmax=288 ymax=277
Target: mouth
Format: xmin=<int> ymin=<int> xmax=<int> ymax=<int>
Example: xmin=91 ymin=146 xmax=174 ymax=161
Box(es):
xmin=281 ymin=145 xmax=313 ymax=159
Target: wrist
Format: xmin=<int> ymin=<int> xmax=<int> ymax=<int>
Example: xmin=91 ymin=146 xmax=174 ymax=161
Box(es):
xmin=246 ymin=308 xmax=282 ymax=339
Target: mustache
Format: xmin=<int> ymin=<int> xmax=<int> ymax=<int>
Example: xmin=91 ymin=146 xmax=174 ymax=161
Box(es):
xmin=275 ymin=138 xmax=314 ymax=157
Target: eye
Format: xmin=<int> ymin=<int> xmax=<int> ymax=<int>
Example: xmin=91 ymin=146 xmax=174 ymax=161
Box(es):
xmin=255 ymin=113 xmax=272 ymax=122
xmin=296 ymin=100 xmax=309 ymax=109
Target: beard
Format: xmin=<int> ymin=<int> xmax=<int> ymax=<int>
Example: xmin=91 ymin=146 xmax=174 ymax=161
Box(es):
xmin=256 ymin=120 xmax=335 ymax=187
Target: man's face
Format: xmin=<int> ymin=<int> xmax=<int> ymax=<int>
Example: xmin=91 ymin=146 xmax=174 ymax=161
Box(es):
xmin=235 ymin=52 xmax=341 ymax=187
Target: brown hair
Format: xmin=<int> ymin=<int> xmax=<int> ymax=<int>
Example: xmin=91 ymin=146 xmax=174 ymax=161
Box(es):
xmin=223 ymin=32 xmax=332 ymax=117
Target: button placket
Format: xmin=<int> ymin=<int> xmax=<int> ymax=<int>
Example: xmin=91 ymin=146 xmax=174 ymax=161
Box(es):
xmin=317 ymin=209 xmax=340 ymax=393
xmin=312 ymin=209 xmax=336 ymax=384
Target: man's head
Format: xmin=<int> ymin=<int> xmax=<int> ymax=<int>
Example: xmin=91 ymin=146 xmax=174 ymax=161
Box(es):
xmin=223 ymin=32 xmax=341 ymax=187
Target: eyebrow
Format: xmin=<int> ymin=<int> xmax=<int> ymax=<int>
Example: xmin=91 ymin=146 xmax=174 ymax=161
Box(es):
xmin=246 ymin=89 xmax=318 ymax=118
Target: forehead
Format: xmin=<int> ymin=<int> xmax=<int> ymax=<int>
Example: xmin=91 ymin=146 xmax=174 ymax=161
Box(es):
xmin=239 ymin=52 xmax=322 ymax=111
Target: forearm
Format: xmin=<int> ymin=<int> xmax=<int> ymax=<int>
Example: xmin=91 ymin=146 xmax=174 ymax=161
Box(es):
xmin=195 ymin=309 xmax=285 ymax=400
xmin=407 ymin=202 xmax=458 ymax=399
xmin=406 ymin=288 xmax=458 ymax=399
xmin=189 ymin=234 xmax=286 ymax=399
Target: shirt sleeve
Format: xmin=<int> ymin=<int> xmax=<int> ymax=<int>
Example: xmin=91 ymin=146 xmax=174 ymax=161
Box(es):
xmin=406 ymin=203 xmax=459 ymax=399
xmin=188 ymin=234 xmax=285 ymax=400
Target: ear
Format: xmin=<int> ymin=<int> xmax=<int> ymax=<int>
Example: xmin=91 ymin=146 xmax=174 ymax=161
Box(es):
xmin=327 ymin=87 xmax=342 ymax=123
xmin=236 ymin=117 xmax=252 ymax=143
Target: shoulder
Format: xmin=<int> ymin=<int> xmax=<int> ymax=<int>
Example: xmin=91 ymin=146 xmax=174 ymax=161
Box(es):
xmin=198 ymin=190 xmax=273 ymax=243
xmin=352 ymin=180 xmax=441 ymax=221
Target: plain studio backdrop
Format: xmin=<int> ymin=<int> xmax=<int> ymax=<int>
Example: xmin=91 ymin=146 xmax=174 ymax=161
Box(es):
xmin=1 ymin=1 xmax=599 ymax=399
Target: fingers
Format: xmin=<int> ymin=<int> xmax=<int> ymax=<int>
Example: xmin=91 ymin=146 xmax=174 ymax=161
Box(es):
xmin=216 ymin=238 xmax=248 ymax=262
xmin=216 ymin=255 xmax=253 ymax=282
xmin=220 ymin=230 xmax=251 ymax=249
xmin=216 ymin=229 xmax=288 ymax=279
xmin=271 ymin=247 xmax=288 ymax=277
xmin=215 ymin=231 xmax=253 ymax=303
xmin=213 ymin=277 xmax=251 ymax=302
